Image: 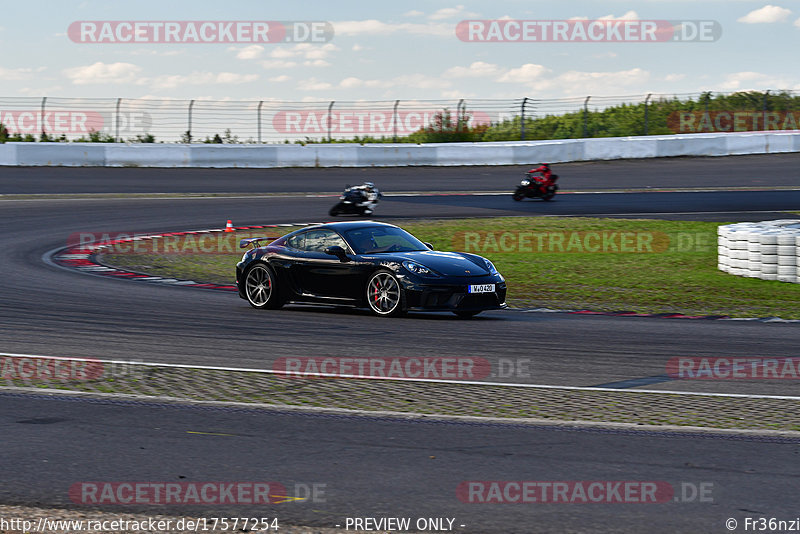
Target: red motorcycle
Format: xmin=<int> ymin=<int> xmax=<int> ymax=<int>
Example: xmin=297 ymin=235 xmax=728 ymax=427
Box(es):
xmin=513 ymin=165 xmax=559 ymax=201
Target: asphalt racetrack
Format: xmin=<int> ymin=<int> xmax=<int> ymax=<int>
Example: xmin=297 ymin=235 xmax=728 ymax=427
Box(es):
xmin=2 ymin=154 xmax=800 ymax=532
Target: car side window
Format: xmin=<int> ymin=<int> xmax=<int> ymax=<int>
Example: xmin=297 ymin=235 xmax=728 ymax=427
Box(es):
xmin=286 ymin=232 xmax=306 ymax=251
xmin=304 ymin=229 xmax=348 ymax=252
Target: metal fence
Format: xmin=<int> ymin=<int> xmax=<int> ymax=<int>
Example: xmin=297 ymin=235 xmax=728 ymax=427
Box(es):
xmin=1 ymin=90 xmax=798 ymax=143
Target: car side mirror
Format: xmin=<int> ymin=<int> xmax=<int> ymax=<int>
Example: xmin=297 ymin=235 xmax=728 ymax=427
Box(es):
xmin=324 ymin=245 xmax=350 ymax=262
xmin=423 ymin=242 xmax=434 ymax=250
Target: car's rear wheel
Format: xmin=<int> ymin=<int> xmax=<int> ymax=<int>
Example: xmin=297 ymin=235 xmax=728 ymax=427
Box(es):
xmin=244 ymin=263 xmax=284 ymax=309
xmin=366 ymin=270 xmax=405 ymax=317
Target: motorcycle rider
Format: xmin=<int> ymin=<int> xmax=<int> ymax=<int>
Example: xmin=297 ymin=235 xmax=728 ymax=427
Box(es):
xmin=526 ymin=164 xmax=557 ymax=195
xmin=352 ymin=181 xmax=382 ymax=215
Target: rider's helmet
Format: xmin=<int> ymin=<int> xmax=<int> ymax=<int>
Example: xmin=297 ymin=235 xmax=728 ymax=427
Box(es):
xmin=363 ymin=181 xmax=375 ymax=191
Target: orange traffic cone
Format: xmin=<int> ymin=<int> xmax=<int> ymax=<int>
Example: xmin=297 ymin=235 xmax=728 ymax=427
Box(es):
xmin=225 ymin=220 xmax=234 ymax=232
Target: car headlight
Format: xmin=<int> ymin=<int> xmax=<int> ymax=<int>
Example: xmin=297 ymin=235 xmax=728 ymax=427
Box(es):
xmin=520 ymin=179 xmax=530 ymax=186
xmin=482 ymin=258 xmax=499 ymax=274
xmin=403 ymin=260 xmax=438 ymax=277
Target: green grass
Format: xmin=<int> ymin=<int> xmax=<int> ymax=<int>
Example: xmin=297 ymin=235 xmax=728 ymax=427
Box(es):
xmin=100 ymin=217 xmax=800 ymax=319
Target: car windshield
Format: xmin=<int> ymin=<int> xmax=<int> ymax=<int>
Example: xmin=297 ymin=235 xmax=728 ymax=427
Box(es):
xmin=343 ymin=226 xmax=428 ymax=254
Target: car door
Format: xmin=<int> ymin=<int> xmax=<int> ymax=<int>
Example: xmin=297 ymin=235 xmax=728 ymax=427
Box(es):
xmin=291 ymin=229 xmax=361 ymax=300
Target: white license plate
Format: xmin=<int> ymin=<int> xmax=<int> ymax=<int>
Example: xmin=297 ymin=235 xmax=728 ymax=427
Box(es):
xmin=468 ymin=284 xmax=495 ymax=294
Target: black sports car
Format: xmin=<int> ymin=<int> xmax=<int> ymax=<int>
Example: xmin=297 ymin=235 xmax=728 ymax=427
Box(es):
xmin=235 ymin=221 xmax=507 ymax=317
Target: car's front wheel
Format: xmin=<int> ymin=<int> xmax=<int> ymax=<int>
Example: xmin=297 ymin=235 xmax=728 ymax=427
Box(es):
xmin=366 ymin=270 xmax=405 ymax=317
xmin=244 ymin=263 xmax=285 ymax=309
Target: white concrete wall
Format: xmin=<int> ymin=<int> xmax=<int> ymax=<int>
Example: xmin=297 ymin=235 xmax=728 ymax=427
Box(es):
xmin=2 ymin=131 xmax=799 ymax=168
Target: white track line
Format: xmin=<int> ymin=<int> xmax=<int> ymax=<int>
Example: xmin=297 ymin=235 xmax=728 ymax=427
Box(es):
xmin=3 ymin=352 xmax=800 ymax=401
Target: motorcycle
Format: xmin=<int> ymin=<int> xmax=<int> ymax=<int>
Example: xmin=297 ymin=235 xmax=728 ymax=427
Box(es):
xmin=512 ymin=171 xmax=559 ymax=201
xmin=329 ymin=185 xmax=380 ymax=216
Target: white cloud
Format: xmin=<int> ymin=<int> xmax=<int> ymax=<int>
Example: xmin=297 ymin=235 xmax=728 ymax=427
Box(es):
xmin=259 ymin=59 xmax=298 ymax=69
xmin=555 ymin=67 xmax=649 ymax=88
xmin=795 ymin=16 xmax=800 ymax=27
xmin=215 ymin=72 xmax=259 ymax=84
xmin=598 ymin=11 xmax=639 ymax=21
xmin=738 ymin=5 xmax=791 ymax=23
xmin=304 ymin=59 xmax=331 ymax=67
xmin=718 ymin=71 xmax=796 ymax=90
xmin=393 ymin=73 xmax=451 ymax=89
xmin=352 ymin=44 xmax=364 ymax=52
xmin=497 ymin=64 xmax=651 ymax=96
xmin=269 ymin=75 xmax=290 ymax=82
xmin=269 ymin=43 xmax=338 ymax=62
xmin=0 ymin=66 xmax=38 ymax=81
xmin=498 ymin=63 xmax=550 ymax=83
xmin=334 ymin=20 xmax=452 ymax=37
xmin=63 ymin=62 xmax=142 ymax=85
xmin=230 ymin=45 xmax=264 ymax=60
xmin=441 ymin=90 xmax=477 ymax=98
xmin=297 ymin=77 xmax=333 ymax=91
xmin=338 ymin=73 xmax=451 ymax=90
xmin=19 ymin=85 xmax=63 ymax=95
xmin=429 ymin=5 xmax=478 ymax=20
xmin=404 ymin=10 xmax=424 ymax=17
xmin=444 ymin=61 xmax=502 ymax=78
xmin=129 ymin=49 xmax=184 ymax=57
xmin=143 ymin=72 xmax=258 ymax=90
xmin=339 ymin=77 xmax=364 ymax=89
xmin=664 ymin=73 xmax=686 ymax=82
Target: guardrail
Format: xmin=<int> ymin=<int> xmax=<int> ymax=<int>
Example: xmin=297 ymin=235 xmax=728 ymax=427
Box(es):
xmin=0 ymin=131 xmax=798 ymax=168
xmin=718 ymin=221 xmax=800 ymax=283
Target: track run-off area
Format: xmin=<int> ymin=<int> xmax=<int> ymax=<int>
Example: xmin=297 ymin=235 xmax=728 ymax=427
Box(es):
xmin=1 ymin=154 xmax=800 ymax=533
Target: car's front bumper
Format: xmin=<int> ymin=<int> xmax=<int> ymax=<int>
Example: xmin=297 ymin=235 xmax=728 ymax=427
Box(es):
xmin=402 ymin=278 xmax=507 ymax=311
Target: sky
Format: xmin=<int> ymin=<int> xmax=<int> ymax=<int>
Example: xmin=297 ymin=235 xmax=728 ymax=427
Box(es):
xmin=2 ymin=0 xmax=799 ymax=103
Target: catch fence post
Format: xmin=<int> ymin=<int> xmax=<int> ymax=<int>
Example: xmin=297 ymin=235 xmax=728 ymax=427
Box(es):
xmin=392 ymin=100 xmax=399 ymax=142
xmin=257 ymin=100 xmax=263 ymax=143
xmin=40 ymin=97 xmax=47 ymax=140
xmin=327 ymin=101 xmax=334 ymax=142
xmin=187 ymin=99 xmax=194 ymax=143
xmin=115 ymin=97 xmax=122 ymax=142
xmin=520 ymin=97 xmax=528 ymax=140
xmin=583 ymin=96 xmax=591 ymax=138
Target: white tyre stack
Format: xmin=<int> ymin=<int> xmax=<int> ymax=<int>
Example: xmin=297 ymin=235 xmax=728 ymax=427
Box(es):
xmin=717 ymin=225 xmax=732 ymax=273
xmin=777 ymin=231 xmax=799 ymax=283
xmin=758 ymin=229 xmax=780 ymax=281
xmin=717 ymin=220 xmax=800 ymax=283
